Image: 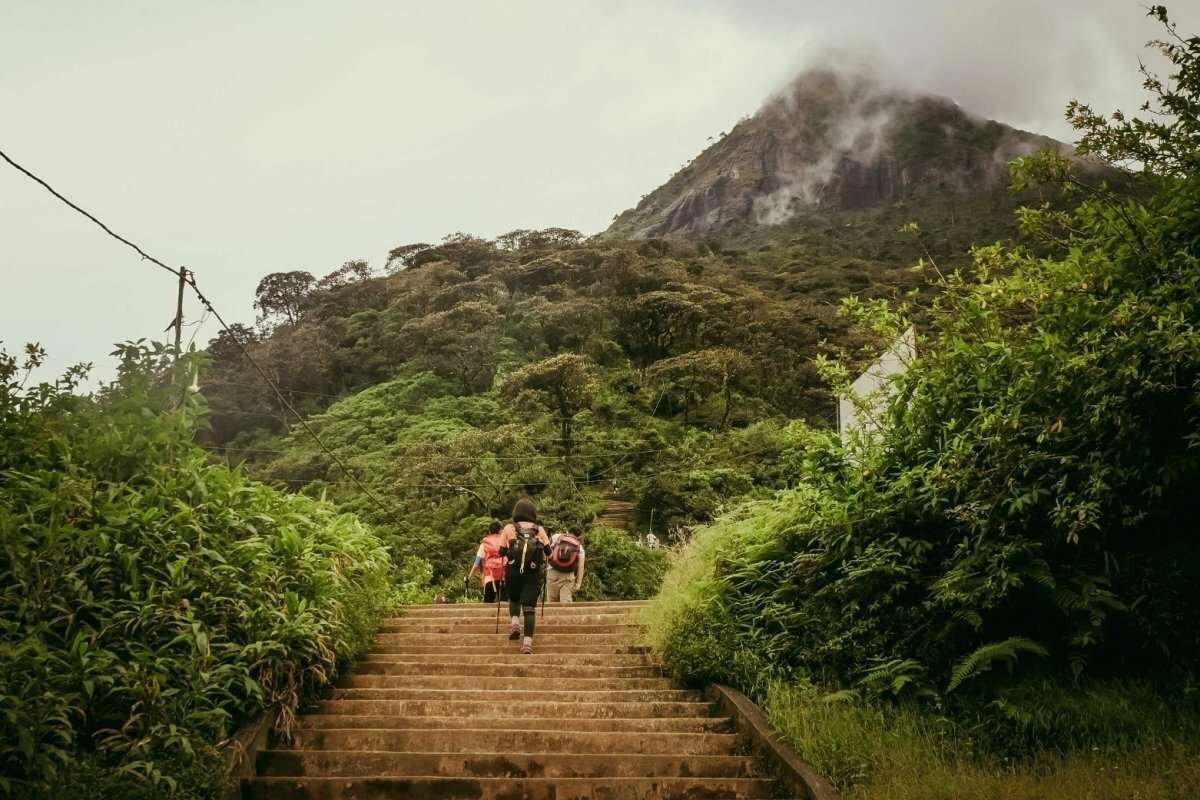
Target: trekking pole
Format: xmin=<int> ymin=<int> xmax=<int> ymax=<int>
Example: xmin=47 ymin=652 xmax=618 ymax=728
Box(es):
xmin=540 ymin=571 xmax=547 ymax=620
xmin=495 ymin=582 xmax=502 ymax=634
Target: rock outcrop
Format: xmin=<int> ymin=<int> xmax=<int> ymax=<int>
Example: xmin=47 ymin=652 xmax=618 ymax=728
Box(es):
xmin=607 ymin=69 xmax=1068 ymax=239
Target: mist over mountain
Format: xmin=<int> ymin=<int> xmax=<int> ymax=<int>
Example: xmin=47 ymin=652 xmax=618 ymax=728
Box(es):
xmin=607 ymin=68 xmax=1069 ymax=239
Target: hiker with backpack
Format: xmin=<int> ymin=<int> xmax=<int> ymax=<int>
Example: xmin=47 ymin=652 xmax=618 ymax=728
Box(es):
xmin=499 ymin=497 xmax=551 ymax=655
xmin=547 ymin=530 xmax=585 ymax=603
xmin=466 ymin=520 xmax=507 ymax=603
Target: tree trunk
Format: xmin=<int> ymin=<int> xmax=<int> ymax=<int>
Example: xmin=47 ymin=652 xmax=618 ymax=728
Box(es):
xmin=721 ymin=375 xmax=732 ymax=429
xmin=557 ymin=389 xmax=572 ymax=461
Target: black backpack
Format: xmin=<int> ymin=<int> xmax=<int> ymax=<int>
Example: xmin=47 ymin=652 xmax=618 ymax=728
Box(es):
xmin=508 ymin=522 xmax=545 ymax=574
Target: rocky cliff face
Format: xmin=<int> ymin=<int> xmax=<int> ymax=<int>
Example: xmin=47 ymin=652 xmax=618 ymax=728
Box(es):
xmin=607 ymin=70 xmax=1068 ymax=239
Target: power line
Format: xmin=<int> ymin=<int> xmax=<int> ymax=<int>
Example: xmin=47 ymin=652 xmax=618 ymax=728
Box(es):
xmin=185 ymin=269 xmax=399 ymax=519
xmin=0 ymin=148 xmax=181 ymax=280
xmin=185 ymin=309 xmax=211 ymax=350
xmin=202 ymin=406 xmax=673 ymax=448
xmin=201 ymin=444 xmax=680 ymax=461
xmin=208 ymin=380 xmax=360 ymax=399
xmin=0 ymin=145 xmax=399 ymax=523
xmin=205 ymin=408 xmax=292 ymax=419
xmin=259 ymin=447 xmax=779 ymax=490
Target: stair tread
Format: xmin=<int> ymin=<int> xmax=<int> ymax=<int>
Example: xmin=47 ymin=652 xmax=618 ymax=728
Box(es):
xmin=298 ymin=715 xmax=733 ymax=732
xmin=340 ymin=681 xmax=676 ymax=690
xmin=315 ymin=700 xmax=717 ymax=718
xmin=243 ymin=775 xmax=782 ymax=800
xmin=256 ymin=750 xmax=757 ymax=779
xmin=260 ymin=749 xmax=752 ymax=760
xmin=251 ymin=601 xmax=771 ymax=797
xmin=286 ymin=729 xmax=741 ymax=756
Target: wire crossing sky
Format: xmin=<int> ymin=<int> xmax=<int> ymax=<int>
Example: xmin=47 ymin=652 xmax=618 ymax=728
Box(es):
xmin=2 ymin=1 xmax=1195 ymax=383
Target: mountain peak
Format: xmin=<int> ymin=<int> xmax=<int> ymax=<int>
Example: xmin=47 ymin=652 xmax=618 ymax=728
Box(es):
xmin=607 ymin=67 xmax=1065 ymax=239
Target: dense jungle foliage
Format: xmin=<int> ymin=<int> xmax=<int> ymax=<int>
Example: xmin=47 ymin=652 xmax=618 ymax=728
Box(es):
xmin=0 ymin=344 xmax=417 ymax=798
xmin=198 ymin=182 xmax=1025 ymax=595
xmin=649 ymin=8 xmax=1200 ymax=797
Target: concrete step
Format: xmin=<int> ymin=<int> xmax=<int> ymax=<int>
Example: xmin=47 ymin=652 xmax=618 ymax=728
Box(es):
xmin=298 ymin=715 xmax=734 ymax=733
xmin=385 ymin=611 xmax=643 ymax=624
xmin=368 ymin=644 xmax=650 ymax=655
xmin=396 ymin=606 xmax=648 ymax=618
xmin=359 ymin=653 xmax=655 ymax=667
xmin=243 ymin=776 xmax=779 ymax=799
xmin=378 ymin=623 xmax=643 ymax=634
xmin=257 ymin=750 xmax=758 ymax=779
xmin=328 ymin=688 xmax=699 ymax=703
xmin=338 ymin=675 xmax=673 ymax=691
xmin=284 ymin=729 xmax=742 ymax=756
xmin=350 ymin=661 xmax=661 ymax=678
xmin=314 ymin=700 xmax=715 ymax=719
xmin=405 ymin=600 xmax=648 ymax=609
xmin=246 ymin=598 xmax=777 ymax=798
xmin=372 ymin=633 xmax=638 ymax=645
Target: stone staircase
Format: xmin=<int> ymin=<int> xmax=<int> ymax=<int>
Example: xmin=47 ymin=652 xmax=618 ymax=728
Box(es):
xmin=595 ymin=498 xmax=636 ymax=531
xmin=242 ymin=600 xmax=781 ymax=799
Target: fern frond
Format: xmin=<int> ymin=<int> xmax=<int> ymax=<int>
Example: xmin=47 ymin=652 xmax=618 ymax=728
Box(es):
xmin=857 ymin=657 xmax=932 ymax=699
xmin=821 ymin=689 xmax=861 ymax=705
xmin=947 ymin=637 xmax=1048 ymax=693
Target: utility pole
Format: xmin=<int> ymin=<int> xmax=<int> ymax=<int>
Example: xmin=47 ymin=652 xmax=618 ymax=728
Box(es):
xmin=172 ymin=267 xmax=188 ymax=352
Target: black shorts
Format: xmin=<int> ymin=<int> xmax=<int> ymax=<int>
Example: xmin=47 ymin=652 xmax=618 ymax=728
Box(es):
xmin=483 ymin=582 xmax=507 ymax=603
xmin=506 ymin=568 xmax=543 ymax=609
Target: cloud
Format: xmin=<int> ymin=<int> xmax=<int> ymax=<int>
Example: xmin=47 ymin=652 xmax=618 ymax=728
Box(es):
xmin=702 ymin=0 xmax=1195 ymax=138
xmin=2 ymin=0 xmax=1193 ymax=381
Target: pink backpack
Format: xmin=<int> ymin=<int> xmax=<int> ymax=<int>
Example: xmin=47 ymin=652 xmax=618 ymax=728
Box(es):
xmin=548 ymin=533 xmax=581 ymax=571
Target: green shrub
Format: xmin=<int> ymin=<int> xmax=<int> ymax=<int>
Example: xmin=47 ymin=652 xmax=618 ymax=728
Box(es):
xmin=653 ymin=152 xmax=1200 ymax=700
xmin=0 ymin=343 xmax=407 ymax=797
xmin=576 ymin=528 xmax=668 ymax=600
xmin=650 ymin=12 xmax=1200 ymax=744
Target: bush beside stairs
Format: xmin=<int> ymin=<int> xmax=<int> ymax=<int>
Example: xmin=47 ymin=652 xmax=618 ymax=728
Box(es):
xmin=242 ymin=600 xmax=784 ymax=799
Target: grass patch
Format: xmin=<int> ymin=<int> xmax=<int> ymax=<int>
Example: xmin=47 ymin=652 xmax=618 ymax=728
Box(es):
xmin=764 ymin=680 xmax=1200 ymax=800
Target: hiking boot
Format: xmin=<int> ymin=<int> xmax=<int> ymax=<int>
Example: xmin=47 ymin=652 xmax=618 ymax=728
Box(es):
xmin=509 ymin=621 xmax=521 ymax=640
xmin=521 ymin=638 xmax=533 ymax=655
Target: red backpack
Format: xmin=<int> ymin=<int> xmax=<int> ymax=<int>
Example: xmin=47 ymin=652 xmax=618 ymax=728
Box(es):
xmin=481 ymin=533 xmax=507 ymax=583
xmin=548 ymin=533 xmax=581 ymax=571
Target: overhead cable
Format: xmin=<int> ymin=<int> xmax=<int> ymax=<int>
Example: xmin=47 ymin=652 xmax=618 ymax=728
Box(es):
xmin=1 ymin=145 xmax=398 ymax=522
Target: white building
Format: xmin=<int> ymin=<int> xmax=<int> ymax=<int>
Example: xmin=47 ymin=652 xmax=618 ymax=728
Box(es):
xmin=837 ymin=326 xmax=917 ymax=446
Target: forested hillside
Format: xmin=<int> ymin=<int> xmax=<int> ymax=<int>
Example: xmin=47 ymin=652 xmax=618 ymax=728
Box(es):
xmin=196 ymin=68 xmax=1112 ymax=599
xmin=198 ymin=195 xmax=1022 ymax=595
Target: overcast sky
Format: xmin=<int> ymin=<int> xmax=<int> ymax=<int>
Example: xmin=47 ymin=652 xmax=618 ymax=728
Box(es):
xmin=3 ymin=1 xmax=1194 ymax=383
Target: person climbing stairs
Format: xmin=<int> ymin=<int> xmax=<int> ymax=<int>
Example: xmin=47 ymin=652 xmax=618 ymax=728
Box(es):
xmin=242 ymin=600 xmax=783 ymax=798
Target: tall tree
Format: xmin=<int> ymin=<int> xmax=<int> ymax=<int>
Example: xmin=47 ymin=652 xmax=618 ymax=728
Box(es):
xmin=502 ymin=354 xmax=597 ymax=458
xmin=384 ymin=243 xmax=432 ymax=274
xmin=647 ymin=348 xmax=750 ymax=428
xmin=400 ymin=301 xmax=503 ymax=394
xmin=616 ymin=290 xmax=706 ymax=370
xmin=316 ymin=260 xmax=372 ymax=290
xmin=205 ymin=323 xmax=257 ymax=368
xmin=254 ymin=271 xmax=315 ymax=329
